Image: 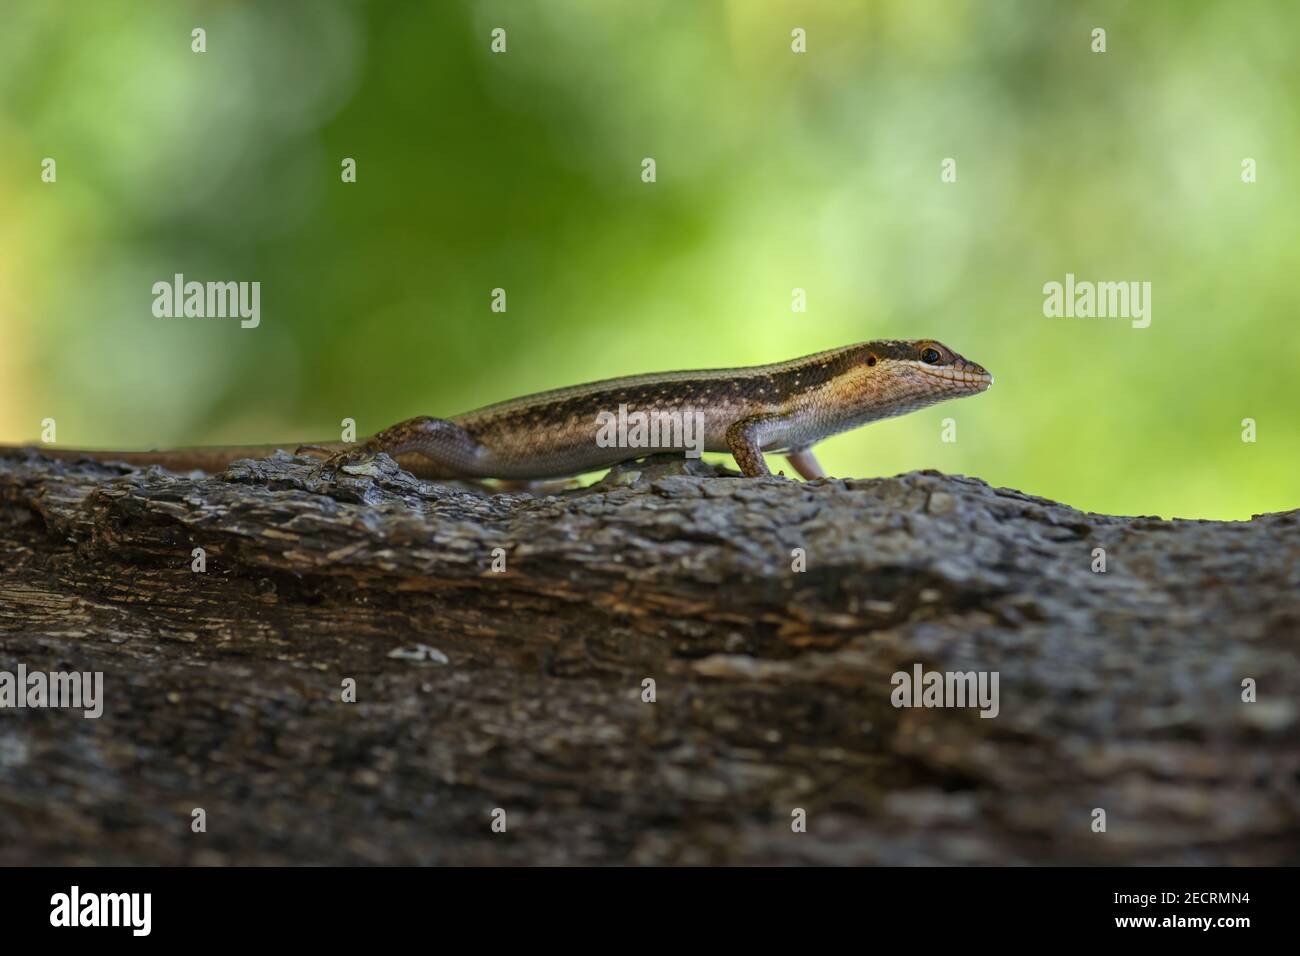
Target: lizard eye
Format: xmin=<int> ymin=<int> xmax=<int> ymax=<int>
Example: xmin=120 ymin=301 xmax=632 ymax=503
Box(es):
xmin=921 ymin=347 xmax=942 ymax=365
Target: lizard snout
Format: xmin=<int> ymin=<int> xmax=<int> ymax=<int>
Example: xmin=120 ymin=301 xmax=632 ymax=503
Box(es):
xmin=963 ymin=360 xmax=993 ymax=390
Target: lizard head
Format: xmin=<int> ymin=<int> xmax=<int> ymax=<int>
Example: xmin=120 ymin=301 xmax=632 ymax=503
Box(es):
xmin=854 ymin=339 xmax=993 ymax=417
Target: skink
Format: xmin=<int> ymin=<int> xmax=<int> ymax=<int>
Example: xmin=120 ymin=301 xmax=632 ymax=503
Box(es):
xmin=19 ymin=340 xmax=992 ymax=481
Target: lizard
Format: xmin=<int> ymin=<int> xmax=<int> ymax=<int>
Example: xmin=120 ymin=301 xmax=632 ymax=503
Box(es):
xmin=15 ymin=339 xmax=992 ymax=481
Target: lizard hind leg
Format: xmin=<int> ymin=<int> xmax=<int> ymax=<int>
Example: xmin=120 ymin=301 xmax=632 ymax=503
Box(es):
xmin=326 ymin=416 xmax=485 ymax=480
xmin=786 ymin=447 xmax=826 ymax=481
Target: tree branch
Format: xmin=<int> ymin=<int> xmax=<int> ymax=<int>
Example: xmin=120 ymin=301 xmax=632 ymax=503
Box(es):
xmin=1 ymin=449 xmax=1297 ymax=864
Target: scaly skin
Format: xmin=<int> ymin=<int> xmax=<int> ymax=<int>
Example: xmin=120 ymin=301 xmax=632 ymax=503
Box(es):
xmin=17 ymin=340 xmax=993 ymax=480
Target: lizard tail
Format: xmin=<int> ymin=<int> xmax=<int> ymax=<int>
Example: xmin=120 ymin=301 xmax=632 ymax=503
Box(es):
xmin=3 ymin=443 xmax=345 ymax=474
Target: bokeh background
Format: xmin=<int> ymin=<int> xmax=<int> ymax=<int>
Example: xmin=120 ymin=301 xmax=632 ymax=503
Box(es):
xmin=1 ymin=0 xmax=1295 ymax=519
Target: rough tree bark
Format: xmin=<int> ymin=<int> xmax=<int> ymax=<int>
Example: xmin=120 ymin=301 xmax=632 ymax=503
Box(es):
xmin=1 ymin=449 xmax=1297 ymax=865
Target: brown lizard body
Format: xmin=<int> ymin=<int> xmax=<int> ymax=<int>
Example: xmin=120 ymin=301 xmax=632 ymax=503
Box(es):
xmin=17 ymin=340 xmax=992 ymax=481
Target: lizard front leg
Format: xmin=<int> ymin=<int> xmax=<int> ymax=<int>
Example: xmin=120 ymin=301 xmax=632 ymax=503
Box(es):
xmin=725 ymin=415 xmax=790 ymax=478
xmin=786 ymin=447 xmax=826 ymax=480
xmin=323 ymin=416 xmax=484 ymax=479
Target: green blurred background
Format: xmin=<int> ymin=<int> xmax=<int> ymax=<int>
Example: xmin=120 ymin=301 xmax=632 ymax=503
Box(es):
xmin=1 ymin=0 xmax=1295 ymax=519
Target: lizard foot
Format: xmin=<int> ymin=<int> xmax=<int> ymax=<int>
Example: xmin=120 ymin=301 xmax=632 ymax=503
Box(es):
xmin=293 ymin=443 xmax=339 ymax=461
xmin=318 ymin=444 xmax=378 ymax=477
